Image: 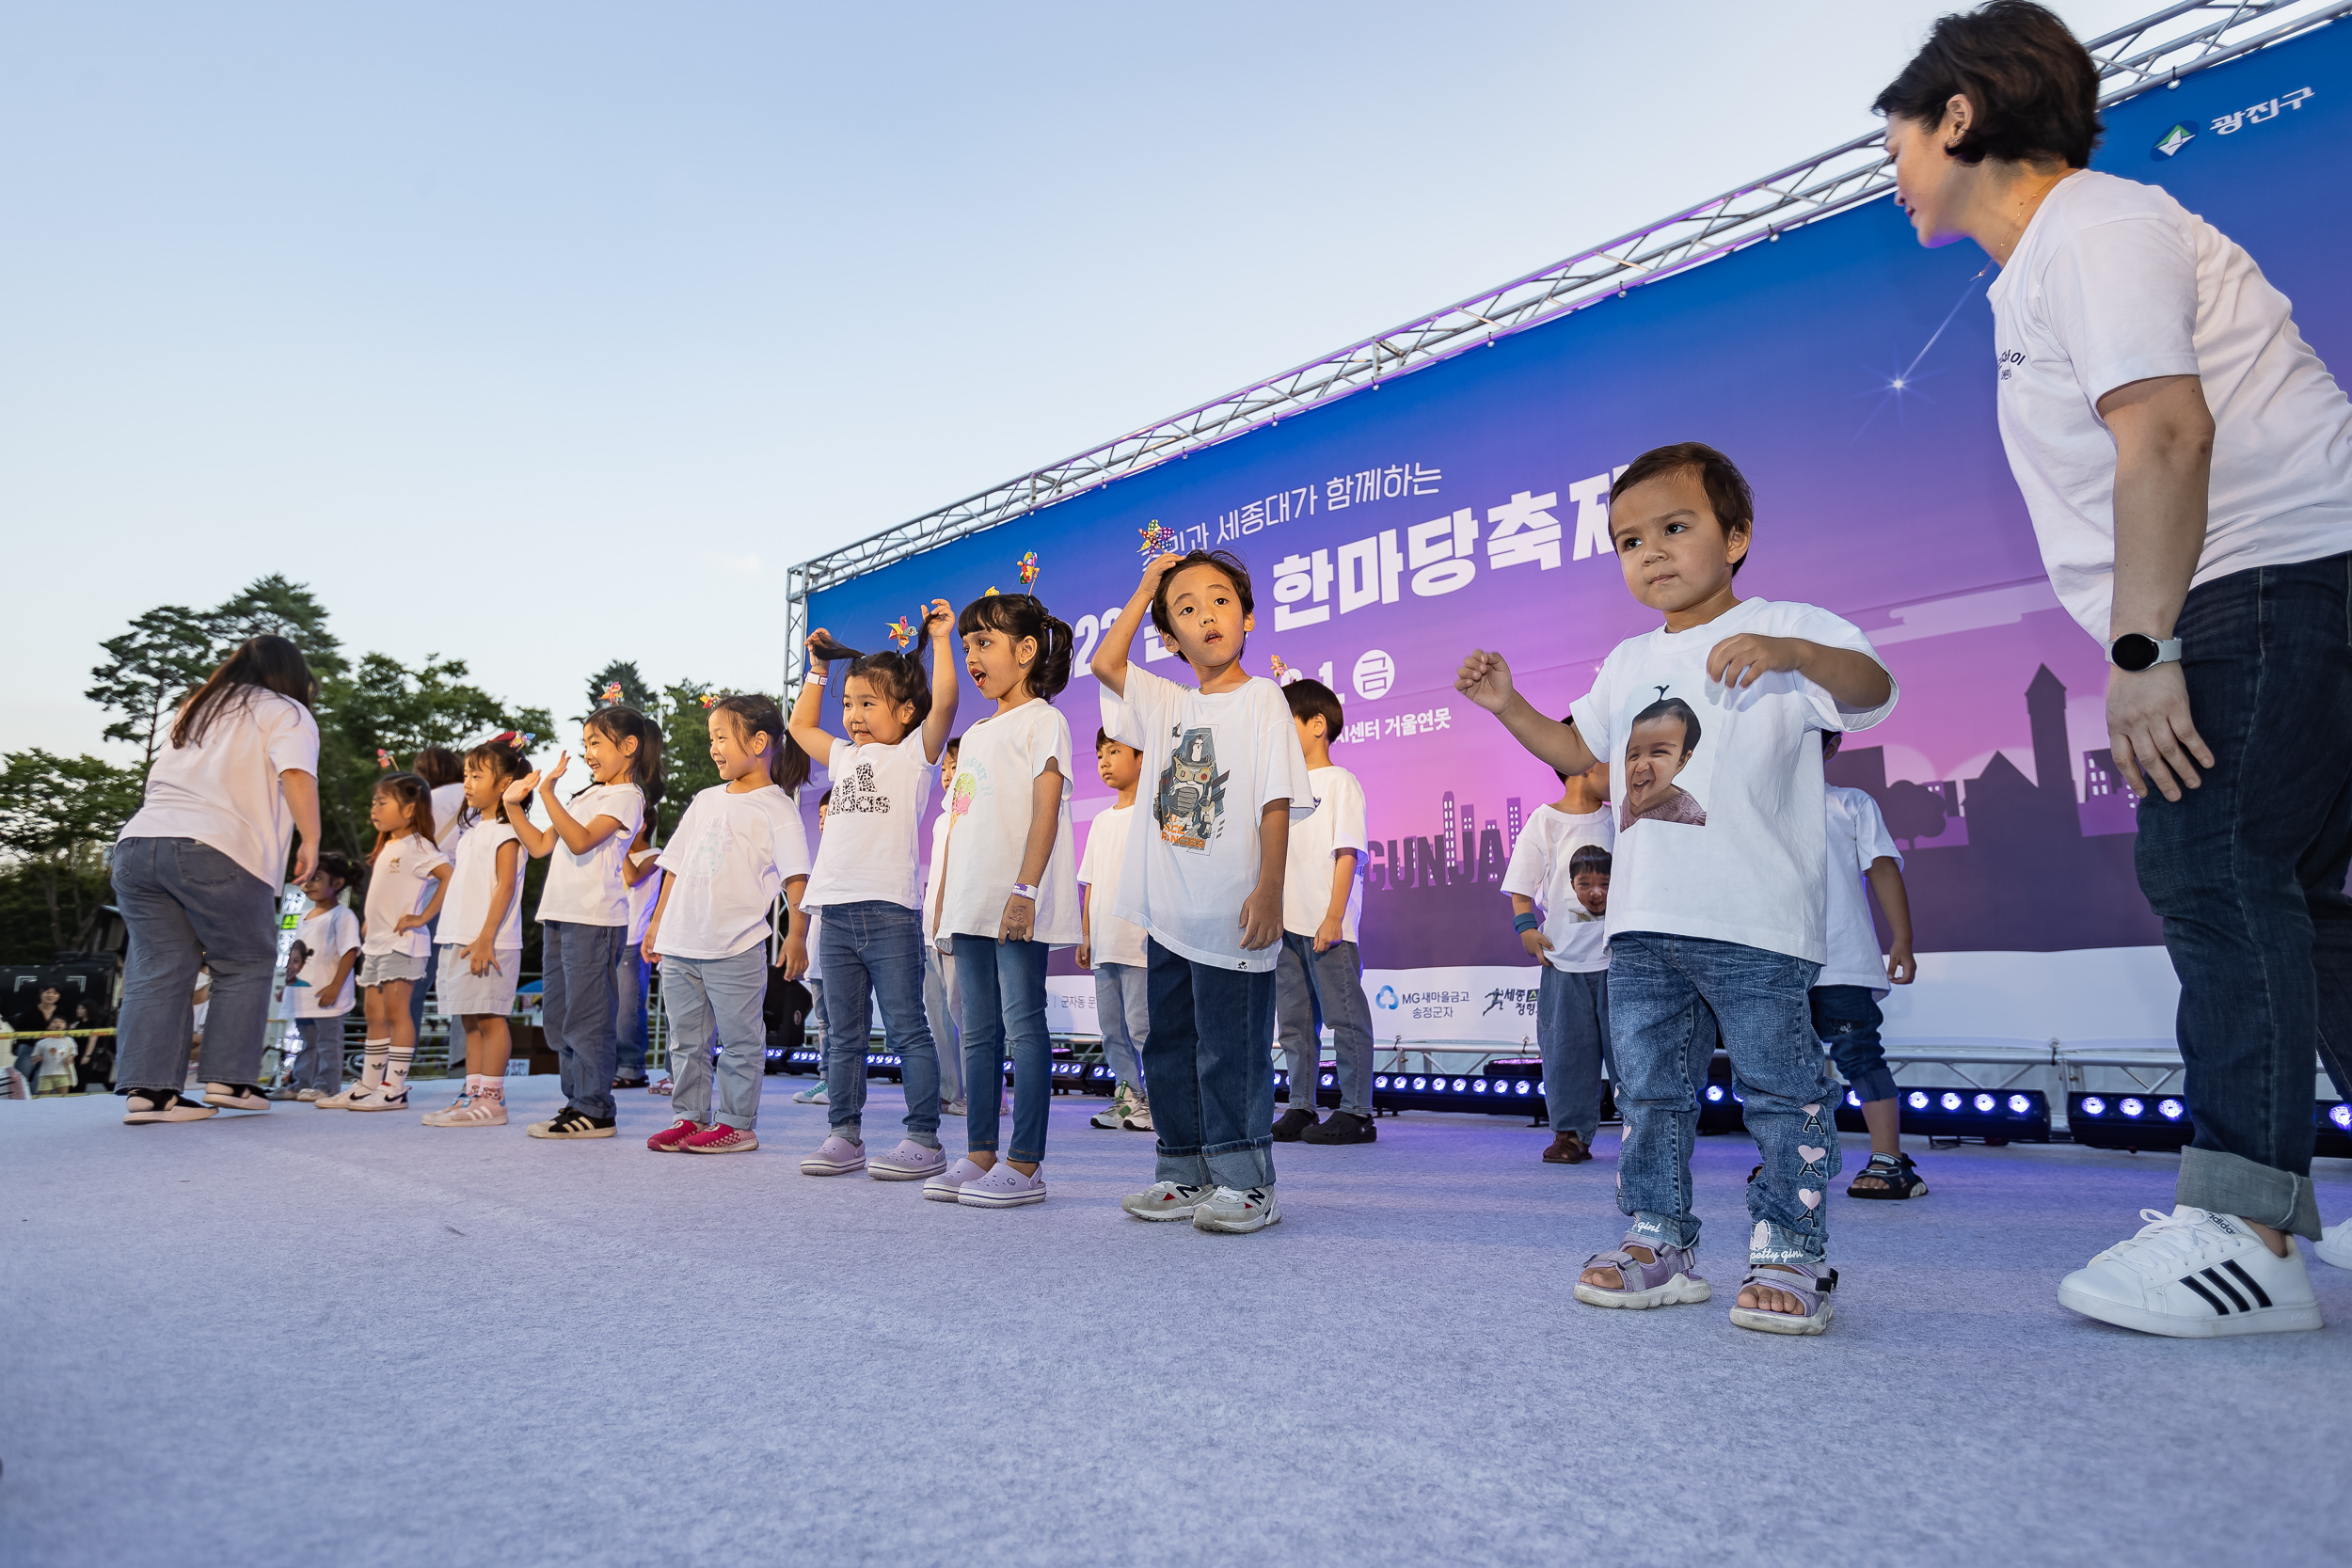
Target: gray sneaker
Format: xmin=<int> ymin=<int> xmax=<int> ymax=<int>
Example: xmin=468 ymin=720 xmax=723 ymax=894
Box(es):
xmin=1573 ymin=1234 xmax=1712 ymax=1309
xmin=1091 ymin=1084 xmax=1137 ymax=1130
xmin=1120 ymin=1180 xmax=1210 ymax=1221
xmin=1192 ymin=1185 xmax=1280 ymax=1234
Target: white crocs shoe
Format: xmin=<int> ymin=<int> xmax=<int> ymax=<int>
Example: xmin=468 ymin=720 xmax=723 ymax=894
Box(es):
xmin=957 ymin=1162 xmax=1047 ymax=1209
xmin=2058 ymin=1206 xmax=2322 ymax=1338
xmin=868 ymin=1138 xmax=947 ymax=1181
xmin=800 ymin=1134 xmax=866 ymax=1177
xmin=924 ymin=1156 xmax=986 ymax=1203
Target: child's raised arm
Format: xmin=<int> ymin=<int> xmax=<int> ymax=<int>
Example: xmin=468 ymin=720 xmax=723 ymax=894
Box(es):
xmin=787 ymin=631 xmax=841 ymax=763
xmin=1456 ymin=650 xmax=1599 ymax=777
xmin=537 ymin=765 xmax=628 ymax=856
xmin=1092 ymin=552 xmax=1183 ymax=698
xmin=918 ymin=596 xmax=959 ymax=765
xmin=503 ymin=762 xmax=558 ymax=858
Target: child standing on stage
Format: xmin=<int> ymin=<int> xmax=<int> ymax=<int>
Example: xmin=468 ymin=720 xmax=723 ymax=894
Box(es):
xmin=503 ymin=708 xmax=664 ymax=1140
xmin=324 ymin=773 xmax=452 ymax=1112
xmin=788 ymin=604 xmax=959 ymax=1180
xmin=1094 ymin=550 xmax=1316 ymax=1235
xmin=1817 ymin=730 xmax=1921 ymax=1199
xmin=790 ymin=789 xmax=834 ymax=1106
xmin=920 ymin=737 xmax=969 ymax=1117
xmin=921 ymin=592 xmax=1080 ymax=1209
xmin=1459 ymin=442 xmax=1897 ymax=1334
xmin=614 ymin=824 xmax=660 ymax=1091
xmin=1078 ymin=730 xmax=1152 ymax=1132
xmin=424 ymin=734 xmax=532 ymax=1128
xmin=1268 ymin=678 xmax=1377 ymax=1148
xmin=643 ymin=695 xmax=812 ymax=1155
xmin=287 ymin=852 xmax=359 ymax=1101
xmin=1501 ymin=752 xmax=1616 ymax=1165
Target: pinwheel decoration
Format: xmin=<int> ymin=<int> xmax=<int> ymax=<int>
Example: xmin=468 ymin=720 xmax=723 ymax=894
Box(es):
xmin=1017 ymin=551 xmax=1040 ymax=586
xmin=699 ymin=692 xmax=720 ymax=708
xmin=886 ymin=616 xmax=918 ymax=650
xmin=985 ymin=586 xmax=1000 ymax=596
xmin=1137 ymin=521 xmax=1177 ymax=558
xmin=375 ymin=749 xmax=392 ymax=769
xmin=601 ymin=681 xmax=624 ymax=705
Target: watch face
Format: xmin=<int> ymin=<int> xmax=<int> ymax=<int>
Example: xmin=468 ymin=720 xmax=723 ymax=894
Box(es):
xmin=2112 ymin=634 xmax=2160 ymax=672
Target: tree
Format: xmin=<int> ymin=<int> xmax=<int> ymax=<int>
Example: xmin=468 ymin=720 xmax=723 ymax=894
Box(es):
xmin=209 ymin=575 xmax=347 ymax=678
xmin=0 ymin=751 xmax=146 ymax=952
xmin=584 ymin=659 xmax=654 ymax=718
xmin=657 ymin=680 xmax=722 ymax=839
xmin=316 ymin=654 xmax=553 ymax=857
xmin=86 ymin=605 xmax=218 ymax=772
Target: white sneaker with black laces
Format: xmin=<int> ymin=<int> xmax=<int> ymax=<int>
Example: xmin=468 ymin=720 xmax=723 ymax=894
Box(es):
xmin=2058 ymin=1206 xmax=2322 ymax=1338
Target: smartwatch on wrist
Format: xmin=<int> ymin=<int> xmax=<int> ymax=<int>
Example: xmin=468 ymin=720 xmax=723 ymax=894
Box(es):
xmin=2106 ymin=634 xmax=2183 ymax=673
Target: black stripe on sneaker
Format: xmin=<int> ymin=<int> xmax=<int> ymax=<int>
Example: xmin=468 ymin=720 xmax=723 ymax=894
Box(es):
xmin=2200 ymin=1268 xmax=2250 ymax=1313
xmin=2220 ymin=1259 xmax=2273 ymax=1309
xmin=2178 ymin=1274 xmax=2232 ymax=1314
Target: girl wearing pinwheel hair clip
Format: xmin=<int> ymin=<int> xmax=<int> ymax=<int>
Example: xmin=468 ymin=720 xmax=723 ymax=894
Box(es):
xmin=418 ymin=731 xmax=534 ymax=1126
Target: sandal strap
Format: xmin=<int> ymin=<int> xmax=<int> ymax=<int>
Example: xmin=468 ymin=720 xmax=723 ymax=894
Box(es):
xmin=1741 ymin=1263 xmax=1837 ymax=1310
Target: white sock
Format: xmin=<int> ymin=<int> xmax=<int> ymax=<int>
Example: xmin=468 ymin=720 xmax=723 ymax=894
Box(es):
xmin=359 ymin=1039 xmax=389 ymax=1088
xmin=384 ymin=1046 xmax=415 ymax=1094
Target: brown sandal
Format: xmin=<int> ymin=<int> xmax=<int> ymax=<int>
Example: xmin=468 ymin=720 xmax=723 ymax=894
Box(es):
xmin=1543 ymin=1131 xmax=1592 ymax=1164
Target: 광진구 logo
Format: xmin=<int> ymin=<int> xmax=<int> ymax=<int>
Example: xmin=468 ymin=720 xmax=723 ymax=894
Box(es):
xmin=2153 ymin=122 xmax=2195 ymax=159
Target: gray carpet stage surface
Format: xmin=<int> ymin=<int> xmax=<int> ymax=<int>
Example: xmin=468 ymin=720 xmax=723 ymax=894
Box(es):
xmin=3 ymin=1078 xmax=2346 ymax=1567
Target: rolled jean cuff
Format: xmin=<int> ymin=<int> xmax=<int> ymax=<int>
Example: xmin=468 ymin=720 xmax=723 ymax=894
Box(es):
xmin=2178 ymin=1144 xmax=2323 ymax=1241
xmin=1629 ymin=1211 xmax=1699 ymax=1252
xmin=1839 ymin=1063 xmax=1899 ymax=1104
xmin=1750 ymin=1221 xmax=1825 ymax=1267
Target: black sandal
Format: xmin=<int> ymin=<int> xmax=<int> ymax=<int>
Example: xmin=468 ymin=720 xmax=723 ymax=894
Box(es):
xmin=1847 ymin=1151 xmax=1927 ymax=1199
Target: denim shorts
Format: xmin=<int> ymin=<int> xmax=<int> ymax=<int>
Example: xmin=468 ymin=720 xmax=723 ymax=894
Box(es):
xmin=358 ymin=951 xmax=429 ymax=987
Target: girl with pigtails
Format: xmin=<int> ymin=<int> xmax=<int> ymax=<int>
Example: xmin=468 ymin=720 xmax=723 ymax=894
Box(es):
xmin=922 ymin=591 xmax=1081 ymax=1209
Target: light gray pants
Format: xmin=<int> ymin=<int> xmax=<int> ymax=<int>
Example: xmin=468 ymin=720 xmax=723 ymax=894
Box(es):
xmin=923 ymin=942 xmax=964 ymax=1104
xmin=1275 ymin=934 xmax=1375 ymax=1117
xmin=662 ymin=945 xmax=769 ymax=1131
xmin=292 ymin=1017 xmax=348 ymax=1094
xmin=1092 ymin=961 xmax=1149 ymax=1093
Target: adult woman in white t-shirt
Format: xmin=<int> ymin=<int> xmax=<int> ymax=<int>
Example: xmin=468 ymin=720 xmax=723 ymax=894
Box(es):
xmin=112 ymin=635 xmax=323 ymax=1124
xmin=1878 ymin=2 xmax=2352 ymax=1334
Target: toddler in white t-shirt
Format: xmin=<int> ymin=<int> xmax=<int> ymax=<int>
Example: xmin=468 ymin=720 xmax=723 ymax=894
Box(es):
xmin=1461 ymin=442 xmax=1898 ymax=1336
xmin=421 ymin=734 xmax=533 ymax=1129
xmin=787 ymin=601 xmax=960 ymax=1182
xmin=920 ymin=590 xmax=1081 ymax=1210
xmin=1501 ymin=752 xmax=1615 ymax=1166
xmin=1078 ymin=730 xmax=1151 ymax=1132
xmin=1095 ymin=548 xmax=1317 ymax=1236
xmin=323 ymin=772 xmax=451 ymax=1114
xmin=1813 ymin=730 xmax=1920 ymax=1199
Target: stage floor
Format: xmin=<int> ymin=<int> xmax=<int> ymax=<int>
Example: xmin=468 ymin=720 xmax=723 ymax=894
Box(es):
xmin=3 ymin=1076 xmax=2346 ymax=1567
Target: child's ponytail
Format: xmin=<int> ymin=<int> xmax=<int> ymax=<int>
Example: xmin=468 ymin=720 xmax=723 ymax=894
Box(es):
xmin=956 ymin=592 xmax=1072 ymax=701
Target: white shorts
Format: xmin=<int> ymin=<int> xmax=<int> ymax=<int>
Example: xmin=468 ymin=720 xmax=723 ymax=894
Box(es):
xmin=437 ymin=945 xmax=521 ymax=1017
xmin=357 ymin=951 xmax=429 ymax=988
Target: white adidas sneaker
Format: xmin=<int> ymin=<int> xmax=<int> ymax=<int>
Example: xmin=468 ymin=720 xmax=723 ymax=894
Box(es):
xmin=2058 ymin=1206 xmax=2322 ymax=1338
xmin=2313 ymin=1218 xmax=2351 ymax=1271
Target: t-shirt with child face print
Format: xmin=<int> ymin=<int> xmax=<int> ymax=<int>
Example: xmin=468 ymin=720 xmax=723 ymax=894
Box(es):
xmin=1566 ymin=597 xmax=1896 ymax=966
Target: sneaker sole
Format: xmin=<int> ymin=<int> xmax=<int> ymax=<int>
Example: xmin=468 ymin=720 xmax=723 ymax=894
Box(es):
xmin=1121 ymin=1197 xmax=1201 ymax=1220
xmin=1089 ymin=1115 xmax=1124 ymax=1130
xmin=525 ymin=1124 xmax=617 ymax=1139
xmin=427 ymin=1113 xmax=509 ymax=1127
xmin=922 ymin=1182 xmax=967 ymax=1202
xmin=123 ymin=1106 xmax=220 ymax=1124
xmin=800 ymin=1158 xmax=867 ymax=1176
xmin=685 ymin=1138 xmax=758 ymax=1154
xmin=1194 ymin=1205 xmax=1280 ymax=1234
xmin=2057 ymin=1282 xmax=2323 ymax=1338
xmin=1573 ymin=1275 xmax=1713 ymax=1309
xmin=201 ymin=1097 xmax=271 ymax=1112
xmin=1729 ymin=1303 xmax=1834 ymax=1336
xmin=346 ymin=1098 xmax=410 ymax=1113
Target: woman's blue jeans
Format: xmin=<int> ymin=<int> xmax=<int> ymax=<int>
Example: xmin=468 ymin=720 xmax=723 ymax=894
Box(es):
xmin=111 ymin=836 xmax=280 ymax=1093
xmin=955 ymin=936 xmax=1051 ymax=1164
xmin=2135 ymin=551 xmax=2352 ymax=1241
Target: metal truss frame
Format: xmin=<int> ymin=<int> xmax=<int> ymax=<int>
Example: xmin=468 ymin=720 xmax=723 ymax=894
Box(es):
xmin=785 ymin=0 xmax=2352 ymax=675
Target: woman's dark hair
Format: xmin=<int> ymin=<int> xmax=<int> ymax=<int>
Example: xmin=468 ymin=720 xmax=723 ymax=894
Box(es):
xmin=170 ymin=635 xmax=317 ymax=750
xmin=708 ymin=693 xmax=810 ymax=795
xmin=1610 ymin=442 xmax=1756 ymax=577
xmin=462 ymin=734 xmax=532 ymax=827
xmin=1628 ymin=696 xmax=1704 ymax=756
xmin=1281 ymin=678 xmax=1344 ymax=741
xmin=1873 ymin=1 xmax=2102 ymax=168
xmin=580 ymin=705 xmax=665 ymax=819
xmin=842 ymin=648 xmax=933 ymax=727
xmin=369 ymin=770 xmax=436 ymax=865
xmin=956 ymin=593 xmax=1073 ymax=702
xmin=1149 ymin=549 xmax=1255 ymax=641
xmin=313 ymin=849 xmax=354 ymax=891
xmin=411 ymin=747 xmax=462 ymax=788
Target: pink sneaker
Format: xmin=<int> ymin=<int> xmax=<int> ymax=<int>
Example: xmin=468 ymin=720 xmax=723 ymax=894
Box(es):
xmin=646 ymin=1118 xmax=703 ymax=1152
xmin=682 ymin=1124 xmax=758 ymax=1154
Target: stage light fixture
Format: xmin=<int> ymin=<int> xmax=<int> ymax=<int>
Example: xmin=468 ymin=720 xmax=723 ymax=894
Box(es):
xmin=1452 ymin=1077 xmax=1469 ymax=1092
xmin=1707 ymin=1085 xmax=1725 ymax=1102
xmin=1845 ymin=1090 xmax=1862 ymax=1108
xmin=2158 ymin=1098 xmax=2184 ymax=1120
xmin=1940 ymin=1092 xmax=1963 ymax=1111
xmin=2080 ymin=1095 xmax=2106 ymax=1117
xmin=2121 ymin=1097 xmax=2145 ymax=1117
xmin=1518 ymin=1081 xmax=1535 ymax=1096
xmin=2009 ymin=1094 xmax=2032 ymax=1115
xmin=1974 ymin=1093 xmax=1996 ymax=1113
xmin=1908 ymin=1091 xmax=1929 ymax=1110
xmin=1836 ymin=1085 xmax=2052 ymax=1142
xmin=2334 ymin=1103 xmax=2352 ymax=1131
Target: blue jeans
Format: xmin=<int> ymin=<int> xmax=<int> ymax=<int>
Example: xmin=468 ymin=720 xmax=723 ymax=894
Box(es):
xmin=661 ymin=945 xmax=769 ymax=1130
xmin=2137 ymin=551 xmax=2352 ymax=1241
xmin=924 ymin=943 xmax=964 ymax=1104
xmin=111 ymin=836 xmax=281 ymax=1093
xmin=956 ymin=937 xmax=1052 ymax=1163
xmin=292 ymin=1017 xmax=348 ymax=1094
xmin=1810 ymin=985 xmax=1895 ymax=1104
xmin=1275 ymin=935 xmax=1375 ymax=1117
xmin=1144 ymin=937 xmax=1277 ymax=1191
xmin=542 ymin=919 xmax=625 ymax=1121
xmin=614 ymin=944 xmax=650 ymax=1079
xmin=820 ymin=901 xmax=939 ymax=1144
xmin=1537 ymin=966 xmax=1611 ymax=1140
xmin=1609 ymin=932 xmax=1840 ymax=1266
xmin=1092 ymin=961 xmax=1149 ymax=1094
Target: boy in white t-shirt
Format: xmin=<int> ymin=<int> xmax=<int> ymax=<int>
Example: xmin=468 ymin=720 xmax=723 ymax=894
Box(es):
xmin=286 ymin=851 xmax=361 ymax=1101
xmin=1094 ymin=548 xmax=1317 ymax=1234
xmin=1078 ymin=729 xmax=1152 ymax=1132
xmin=1815 ymin=731 xmax=1920 ymax=1199
xmin=1267 ymin=679 xmax=1377 ymax=1148
xmin=1501 ymin=753 xmax=1615 ymax=1166
xmin=1460 ymin=442 xmax=1898 ymax=1335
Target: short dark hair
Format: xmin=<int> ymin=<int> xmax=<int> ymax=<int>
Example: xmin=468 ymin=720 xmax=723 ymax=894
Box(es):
xmin=1568 ymin=844 xmax=1613 ymax=880
xmin=411 ymin=747 xmax=463 ymax=788
xmin=1282 ymin=678 xmax=1343 ymax=741
xmin=1150 ymin=549 xmax=1254 ymax=641
xmin=1610 ymin=442 xmax=1756 ymax=577
xmin=1094 ymin=728 xmax=1136 ymax=753
xmin=1628 ymin=695 xmax=1703 ymax=756
xmin=1873 ymin=2 xmax=2101 ymax=168
xmin=817 ymin=787 xmax=833 ymax=810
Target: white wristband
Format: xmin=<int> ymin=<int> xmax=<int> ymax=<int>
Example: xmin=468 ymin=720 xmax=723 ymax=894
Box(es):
xmin=1010 ymin=883 xmax=1040 ymax=902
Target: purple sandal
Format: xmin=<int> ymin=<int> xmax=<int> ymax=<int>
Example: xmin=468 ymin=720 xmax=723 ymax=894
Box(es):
xmin=1728 ymin=1262 xmax=1838 ymax=1335
xmin=1573 ymin=1234 xmax=1712 ymax=1309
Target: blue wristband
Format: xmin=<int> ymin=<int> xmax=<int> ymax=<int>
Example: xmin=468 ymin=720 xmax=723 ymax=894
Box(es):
xmin=1512 ymin=912 xmax=1541 ymax=934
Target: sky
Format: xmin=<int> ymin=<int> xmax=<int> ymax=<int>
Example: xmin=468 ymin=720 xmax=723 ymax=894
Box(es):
xmin=0 ymin=0 xmax=2161 ymax=760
